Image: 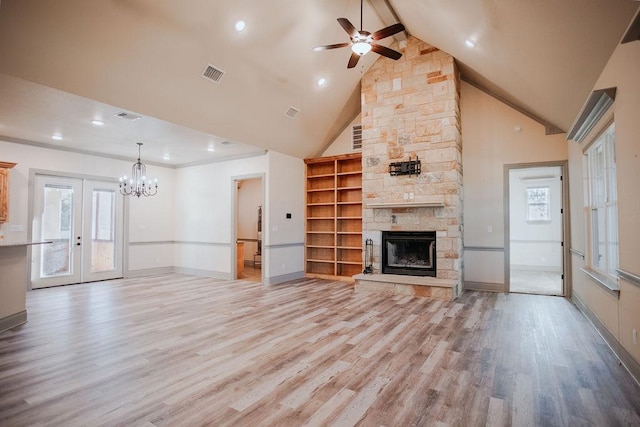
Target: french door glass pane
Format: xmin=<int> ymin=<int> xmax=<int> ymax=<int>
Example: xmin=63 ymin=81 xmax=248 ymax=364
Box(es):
xmin=91 ymin=189 xmax=116 ymax=273
xmin=41 ymin=185 xmax=74 ymax=277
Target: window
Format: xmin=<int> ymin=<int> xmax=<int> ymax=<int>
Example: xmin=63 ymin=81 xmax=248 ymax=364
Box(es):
xmin=526 ymin=187 xmax=550 ymax=221
xmin=585 ymin=123 xmax=618 ymax=278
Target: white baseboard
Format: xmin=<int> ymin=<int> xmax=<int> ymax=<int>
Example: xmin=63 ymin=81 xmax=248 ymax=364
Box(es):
xmin=125 ymin=267 xmax=174 ymax=278
xmin=174 ymin=267 xmax=232 ymax=280
xmin=264 ymin=271 xmax=305 ymax=285
xmin=0 ymin=310 xmax=27 ymax=333
xmin=464 ymin=281 xmax=505 ymax=293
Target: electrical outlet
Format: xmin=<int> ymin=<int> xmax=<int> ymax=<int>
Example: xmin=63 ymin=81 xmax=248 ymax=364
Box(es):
xmin=633 ymin=329 xmax=638 ymax=346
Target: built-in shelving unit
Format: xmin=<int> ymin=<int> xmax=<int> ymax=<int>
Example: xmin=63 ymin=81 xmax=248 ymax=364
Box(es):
xmin=305 ymin=153 xmax=362 ymax=281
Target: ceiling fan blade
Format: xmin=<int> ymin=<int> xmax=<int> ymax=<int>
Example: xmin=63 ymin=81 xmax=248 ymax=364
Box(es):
xmin=347 ymin=52 xmax=361 ymax=69
xmin=372 ymin=23 xmax=405 ymax=41
xmin=371 ymin=44 xmax=402 ymax=60
xmin=337 ymin=18 xmax=358 ymax=39
xmin=313 ymin=42 xmax=351 ymax=51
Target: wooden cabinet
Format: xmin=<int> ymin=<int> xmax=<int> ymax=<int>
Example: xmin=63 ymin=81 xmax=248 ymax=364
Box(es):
xmin=0 ymin=162 xmax=17 ymax=224
xmin=305 ymin=153 xmax=362 ymax=281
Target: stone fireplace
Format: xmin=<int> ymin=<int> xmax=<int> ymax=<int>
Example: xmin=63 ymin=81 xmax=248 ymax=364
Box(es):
xmin=354 ymin=36 xmax=463 ymax=300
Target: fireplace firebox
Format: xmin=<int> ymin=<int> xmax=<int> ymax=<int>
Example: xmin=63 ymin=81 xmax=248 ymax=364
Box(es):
xmin=381 ymin=231 xmax=436 ymax=277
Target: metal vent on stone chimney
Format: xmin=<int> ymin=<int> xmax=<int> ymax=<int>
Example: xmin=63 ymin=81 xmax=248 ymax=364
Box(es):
xmin=352 ymin=124 xmax=363 ymax=150
xmin=202 ymin=64 xmax=225 ymax=83
xmin=284 ymin=106 xmax=300 ymax=119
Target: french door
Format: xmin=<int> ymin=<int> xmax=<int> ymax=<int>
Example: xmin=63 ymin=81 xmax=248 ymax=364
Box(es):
xmin=31 ymin=174 xmax=124 ymax=288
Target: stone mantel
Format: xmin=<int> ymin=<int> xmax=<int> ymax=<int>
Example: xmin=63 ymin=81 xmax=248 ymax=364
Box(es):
xmin=365 ymin=199 xmax=445 ymax=209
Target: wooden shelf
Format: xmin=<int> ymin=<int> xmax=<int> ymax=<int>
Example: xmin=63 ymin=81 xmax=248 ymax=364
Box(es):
xmin=304 ymin=153 xmax=362 ymax=281
xmin=307 ymin=173 xmax=335 ymax=179
xmin=307 ymin=188 xmax=335 ymax=193
xmin=307 ymin=258 xmax=335 ymax=264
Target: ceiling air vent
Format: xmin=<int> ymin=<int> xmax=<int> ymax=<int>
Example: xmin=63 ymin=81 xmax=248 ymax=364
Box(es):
xmin=352 ymin=124 xmax=363 ymax=150
xmin=114 ymin=112 xmax=141 ymax=121
xmin=220 ymin=141 xmax=233 ymax=146
xmin=284 ymin=106 xmax=300 ymax=119
xmin=202 ymin=64 xmax=225 ymax=83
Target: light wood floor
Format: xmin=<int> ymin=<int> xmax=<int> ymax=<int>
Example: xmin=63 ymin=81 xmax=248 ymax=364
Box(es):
xmin=1 ymin=275 xmax=639 ymax=426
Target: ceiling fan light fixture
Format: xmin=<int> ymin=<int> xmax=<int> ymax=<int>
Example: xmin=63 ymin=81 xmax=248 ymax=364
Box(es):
xmin=352 ymin=41 xmax=372 ymax=55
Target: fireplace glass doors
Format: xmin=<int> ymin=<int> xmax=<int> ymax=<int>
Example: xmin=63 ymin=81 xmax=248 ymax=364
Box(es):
xmin=381 ymin=231 xmax=436 ymax=277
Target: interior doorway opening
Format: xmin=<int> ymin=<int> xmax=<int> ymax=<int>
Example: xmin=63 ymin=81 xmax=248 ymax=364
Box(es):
xmin=235 ymin=176 xmax=263 ymax=282
xmin=506 ymin=164 xmax=566 ymax=296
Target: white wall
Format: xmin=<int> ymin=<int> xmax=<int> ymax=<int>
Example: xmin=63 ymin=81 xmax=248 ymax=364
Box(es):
xmin=0 ymin=139 xmax=175 ymax=276
xmin=263 ymin=151 xmax=305 ymax=283
xmin=172 ymin=150 xmax=305 ymax=284
xmin=460 ymin=82 xmax=568 ymax=287
xmin=322 ymin=114 xmax=361 ymax=157
xmin=237 ymin=178 xmax=262 ymax=261
xmin=568 ymin=39 xmax=640 ymax=366
xmin=172 ymin=154 xmax=268 ymax=278
xmin=0 ymin=138 xmax=306 ymax=290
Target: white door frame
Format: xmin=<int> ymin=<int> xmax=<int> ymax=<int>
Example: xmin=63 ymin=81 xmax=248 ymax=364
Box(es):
xmin=503 ymin=161 xmax=571 ymax=297
xmin=28 ymin=169 xmax=127 ymax=289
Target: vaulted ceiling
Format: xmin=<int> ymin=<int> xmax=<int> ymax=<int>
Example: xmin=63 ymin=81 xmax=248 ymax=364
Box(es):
xmin=0 ymin=0 xmax=637 ymax=165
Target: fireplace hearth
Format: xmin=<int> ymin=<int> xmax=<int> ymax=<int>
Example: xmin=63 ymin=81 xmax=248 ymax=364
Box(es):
xmin=382 ymin=231 xmax=436 ymax=277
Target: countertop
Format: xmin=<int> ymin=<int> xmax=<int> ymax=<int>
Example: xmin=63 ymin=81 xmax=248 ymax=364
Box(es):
xmin=0 ymin=241 xmax=52 ymax=247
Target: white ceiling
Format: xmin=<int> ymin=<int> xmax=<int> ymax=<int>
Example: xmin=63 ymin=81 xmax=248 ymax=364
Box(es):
xmin=0 ymin=0 xmax=637 ymax=165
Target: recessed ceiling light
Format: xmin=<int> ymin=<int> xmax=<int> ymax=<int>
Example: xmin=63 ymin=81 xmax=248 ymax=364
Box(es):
xmin=207 ymin=145 xmax=216 ymax=152
xmin=52 ymin=134 xmax=63 ymax=140
xmin=235 ymin=20 xmax=246 ymax=32
xmin=91 ymin=119 xmax=104 ymax=126
xmin=465 ymin=38 xmax=476 ymax=48
xmin=317 ymin=78 xmax=327 ymax=87
xmin=163 ymin=154 xmax=171 ymax=161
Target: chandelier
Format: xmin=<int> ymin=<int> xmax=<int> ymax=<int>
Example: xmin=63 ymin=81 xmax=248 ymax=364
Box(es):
xmin=119 ymin=142 xmax=158 ymax=197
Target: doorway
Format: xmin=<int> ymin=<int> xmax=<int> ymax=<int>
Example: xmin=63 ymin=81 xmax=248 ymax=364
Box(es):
xmin=31 ymin=174 xmax=124 ymax=288
xmin=505 ymin=164 xmax=566 ymax=296
xmin=234 ymin=176 xmax=263 ymax=282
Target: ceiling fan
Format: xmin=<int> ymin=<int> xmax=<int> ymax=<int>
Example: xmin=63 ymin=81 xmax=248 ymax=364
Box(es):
xmin=314 ymin=0 xmax=405 ymax=69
